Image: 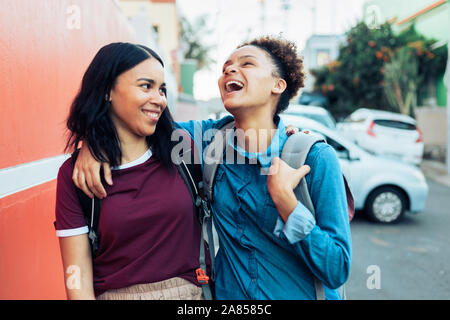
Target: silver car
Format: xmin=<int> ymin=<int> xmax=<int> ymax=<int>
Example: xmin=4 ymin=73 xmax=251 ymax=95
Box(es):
xmin=337 ymin=108 xmax=424 ymax=165
xmin=281 ymin=114 xmax=429 ymax=223
xmin=285 ymin=104 xmax=337 ymax=130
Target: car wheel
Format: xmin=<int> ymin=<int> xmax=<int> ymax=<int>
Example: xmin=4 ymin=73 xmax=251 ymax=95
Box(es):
xmin=365 ymin=187 xmax=406 ymax=223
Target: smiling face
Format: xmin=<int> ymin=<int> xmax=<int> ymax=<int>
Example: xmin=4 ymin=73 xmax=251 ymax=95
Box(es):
xmin=109 ymin=57 xmax=167 ymax=141
xmin=218 ymin=45 xmax=286 ymax=116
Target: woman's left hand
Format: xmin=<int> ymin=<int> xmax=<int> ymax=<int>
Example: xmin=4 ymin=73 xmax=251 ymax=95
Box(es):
xmin=266 ymin=157 xmax=310 ymax=222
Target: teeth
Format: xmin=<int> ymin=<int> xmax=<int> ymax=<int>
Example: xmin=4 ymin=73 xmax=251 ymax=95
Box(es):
xmin=143 ymin=110 xmax=159 ymax=118
xmin=226 ymin=80 xmax=244 ymax=92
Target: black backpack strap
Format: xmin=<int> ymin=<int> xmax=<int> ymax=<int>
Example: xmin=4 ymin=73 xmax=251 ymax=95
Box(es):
xmin=71 ymin=149 xmax=101 ymax=258
xmin=173 ymin=131 xmax=214 ymax=300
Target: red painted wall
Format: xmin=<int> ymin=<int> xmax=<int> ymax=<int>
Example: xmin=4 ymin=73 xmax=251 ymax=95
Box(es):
xmin=0 ymin=0 xmax=135 ymax=299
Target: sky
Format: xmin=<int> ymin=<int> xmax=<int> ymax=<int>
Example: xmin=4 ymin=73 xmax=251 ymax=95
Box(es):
xmin=177 ymin=0 xmax=366 ymax=101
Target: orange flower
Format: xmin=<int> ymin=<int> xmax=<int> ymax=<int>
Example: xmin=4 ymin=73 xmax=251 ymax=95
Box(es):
xmin=384 ymin=56 xmax=390 ymax=62
xmin=369 ymin=40 xmax=376 ymax=47
xmin=328 ymin=84 xmax=335 ymax=91
xmin=376 ymin=51 xmax=383 ymax=59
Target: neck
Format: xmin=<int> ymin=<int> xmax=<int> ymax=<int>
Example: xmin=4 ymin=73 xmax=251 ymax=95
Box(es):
xmin=233 ymin=107 xmax=277 ymax=153
xmin=118 ymin=132 xmax=149 ymax=165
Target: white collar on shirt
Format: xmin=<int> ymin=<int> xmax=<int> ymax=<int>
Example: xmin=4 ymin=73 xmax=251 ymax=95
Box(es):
xmin=111 ymin=149 xmax=152 ymax=170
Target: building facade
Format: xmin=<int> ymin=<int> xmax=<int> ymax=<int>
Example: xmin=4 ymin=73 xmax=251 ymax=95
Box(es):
xmin=301 ymin=34 xmax=346 ymax=93
xmin=118 ymin=0 xmax=181 ymax=109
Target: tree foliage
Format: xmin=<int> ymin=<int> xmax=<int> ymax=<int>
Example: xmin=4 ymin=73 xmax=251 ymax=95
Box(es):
xmin=180 ymin=15 xmax=215 ymax=70
xmin=383 ymin=46 xmax=419 ymax=116
xmin=311 ymin=22 xmax=447 ymax=118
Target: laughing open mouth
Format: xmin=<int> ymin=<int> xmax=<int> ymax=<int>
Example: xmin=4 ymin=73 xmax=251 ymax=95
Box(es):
xmin=225 ymin=80 xmax=244 ymax=93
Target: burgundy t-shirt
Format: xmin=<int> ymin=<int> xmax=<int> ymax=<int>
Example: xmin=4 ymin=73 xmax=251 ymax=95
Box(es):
xmin=55 ymin=150 xmax=204 ymax=297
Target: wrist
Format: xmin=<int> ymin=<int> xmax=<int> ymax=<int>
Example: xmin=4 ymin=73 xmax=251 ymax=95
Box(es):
xmin=270 ymin=187 xmax=298 ymax=222
xmin=272 ymin=186 xmax=293 ymax=201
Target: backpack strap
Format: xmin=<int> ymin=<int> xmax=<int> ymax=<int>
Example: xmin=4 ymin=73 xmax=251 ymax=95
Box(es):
xmin=281 ymin=132 xmax=325 ymax=215
xmin=174 ymin=130 xmax=215 ymax=300
xmin=197 ymin=119 xmax=235 ymax=291
xmin=203 ymin=120 xmax=235 ymax=202
xmin=281 ymin=132 xmax=327 ymax=300
xmin=176 ymin=160 xmax=213 ymax=300
xmin=71 ymin=149 xmax=102 ymax=259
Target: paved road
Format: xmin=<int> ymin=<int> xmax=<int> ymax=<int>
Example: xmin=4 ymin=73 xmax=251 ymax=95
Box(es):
xmin=346 ymin=179 xmax=450 ymax=300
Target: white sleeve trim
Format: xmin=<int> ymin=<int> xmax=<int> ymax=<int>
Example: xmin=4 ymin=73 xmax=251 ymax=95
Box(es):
xmin=56 ymin=226 xmax=89 ymax=237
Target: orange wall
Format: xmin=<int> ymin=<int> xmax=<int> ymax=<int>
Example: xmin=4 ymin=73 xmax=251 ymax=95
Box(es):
xmin=0 ymin=181 xmax=63 ymax=299
xmin=0 ymin=0 xmax=134 ymax=169
xmin=0 ymin=0 xmax=135 ymax=299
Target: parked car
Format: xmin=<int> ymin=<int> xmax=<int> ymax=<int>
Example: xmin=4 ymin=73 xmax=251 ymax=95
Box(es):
xmin=285 ymin=104 xmax=337 ymax=130
xmin=337 ymin=108 xmax=424 ymax=165
xmin=280 ymin=114 xmax=429 ymax=223
xmin=298 ymin=91 xmax=330 ymax=109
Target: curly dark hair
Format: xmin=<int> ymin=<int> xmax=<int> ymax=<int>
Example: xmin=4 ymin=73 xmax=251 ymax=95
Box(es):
xmin=237 ymin=35 xmax=305 ymax=115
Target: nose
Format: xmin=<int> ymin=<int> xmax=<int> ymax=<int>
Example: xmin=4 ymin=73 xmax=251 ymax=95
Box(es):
xmin=149 ymin=90 xmax=166 ymax=109
xmin=224 ymin=64 xmax=237 ymax=75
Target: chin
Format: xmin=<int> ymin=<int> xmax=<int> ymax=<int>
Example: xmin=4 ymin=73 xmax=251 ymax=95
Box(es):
xmin=140 ymin=125 xmax=157 ymax=137
xmin=222 ymin=97 xmax=242 ymax=111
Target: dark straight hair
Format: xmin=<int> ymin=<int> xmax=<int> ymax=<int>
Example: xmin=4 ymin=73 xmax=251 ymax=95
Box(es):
xmin=65 ymin=42 xmax=175 ymax=169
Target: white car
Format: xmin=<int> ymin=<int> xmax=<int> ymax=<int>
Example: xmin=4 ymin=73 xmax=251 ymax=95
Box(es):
xmin=285 ymin=104 xmax=337 ymax=130
xmin=337 ymin=108 xmax=424 ymax=165
xmin=281 ymin=114 xmax=429 ymax=224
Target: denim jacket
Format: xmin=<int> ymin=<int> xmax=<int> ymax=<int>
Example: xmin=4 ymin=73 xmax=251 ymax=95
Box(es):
xmin=176 ymin=116 xmax=351 ymax=299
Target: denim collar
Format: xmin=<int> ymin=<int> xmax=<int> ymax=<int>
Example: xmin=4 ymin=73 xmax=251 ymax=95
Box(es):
xmin=227 ymin=115 xmax=288 ymax=169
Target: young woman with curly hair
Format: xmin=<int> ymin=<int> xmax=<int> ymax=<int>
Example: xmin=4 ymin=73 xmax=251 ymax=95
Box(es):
xmin=72 ymin=36 xmax=351 ymax=300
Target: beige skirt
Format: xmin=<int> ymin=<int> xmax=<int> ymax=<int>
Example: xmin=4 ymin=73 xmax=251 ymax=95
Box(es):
xmin=96 ymin=277 xmax=204 ymax=300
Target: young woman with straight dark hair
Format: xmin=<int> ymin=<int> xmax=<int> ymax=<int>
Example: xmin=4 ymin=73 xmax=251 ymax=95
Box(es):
xmin=55 ymin=42 xmax=207 ymax=300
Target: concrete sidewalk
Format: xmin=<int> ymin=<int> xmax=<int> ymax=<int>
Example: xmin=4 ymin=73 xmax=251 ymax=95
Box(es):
xmin=420 ymin=160 xmax=450 ymax=188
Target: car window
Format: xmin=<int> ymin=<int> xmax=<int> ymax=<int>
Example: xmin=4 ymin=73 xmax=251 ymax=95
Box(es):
xmin=288 ymin=112 xmax=335 ymax=129
xmin=326 ymin=136 xmax=349 ymax=159
xmin=374 ymin=119 xmax=416 ymax=130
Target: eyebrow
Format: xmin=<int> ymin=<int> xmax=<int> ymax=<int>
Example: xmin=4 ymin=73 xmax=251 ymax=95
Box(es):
xmin=223 ymin=55 xmax=257 ymax=67
xmin=137 ymin=78 xmax=166 ymax=86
